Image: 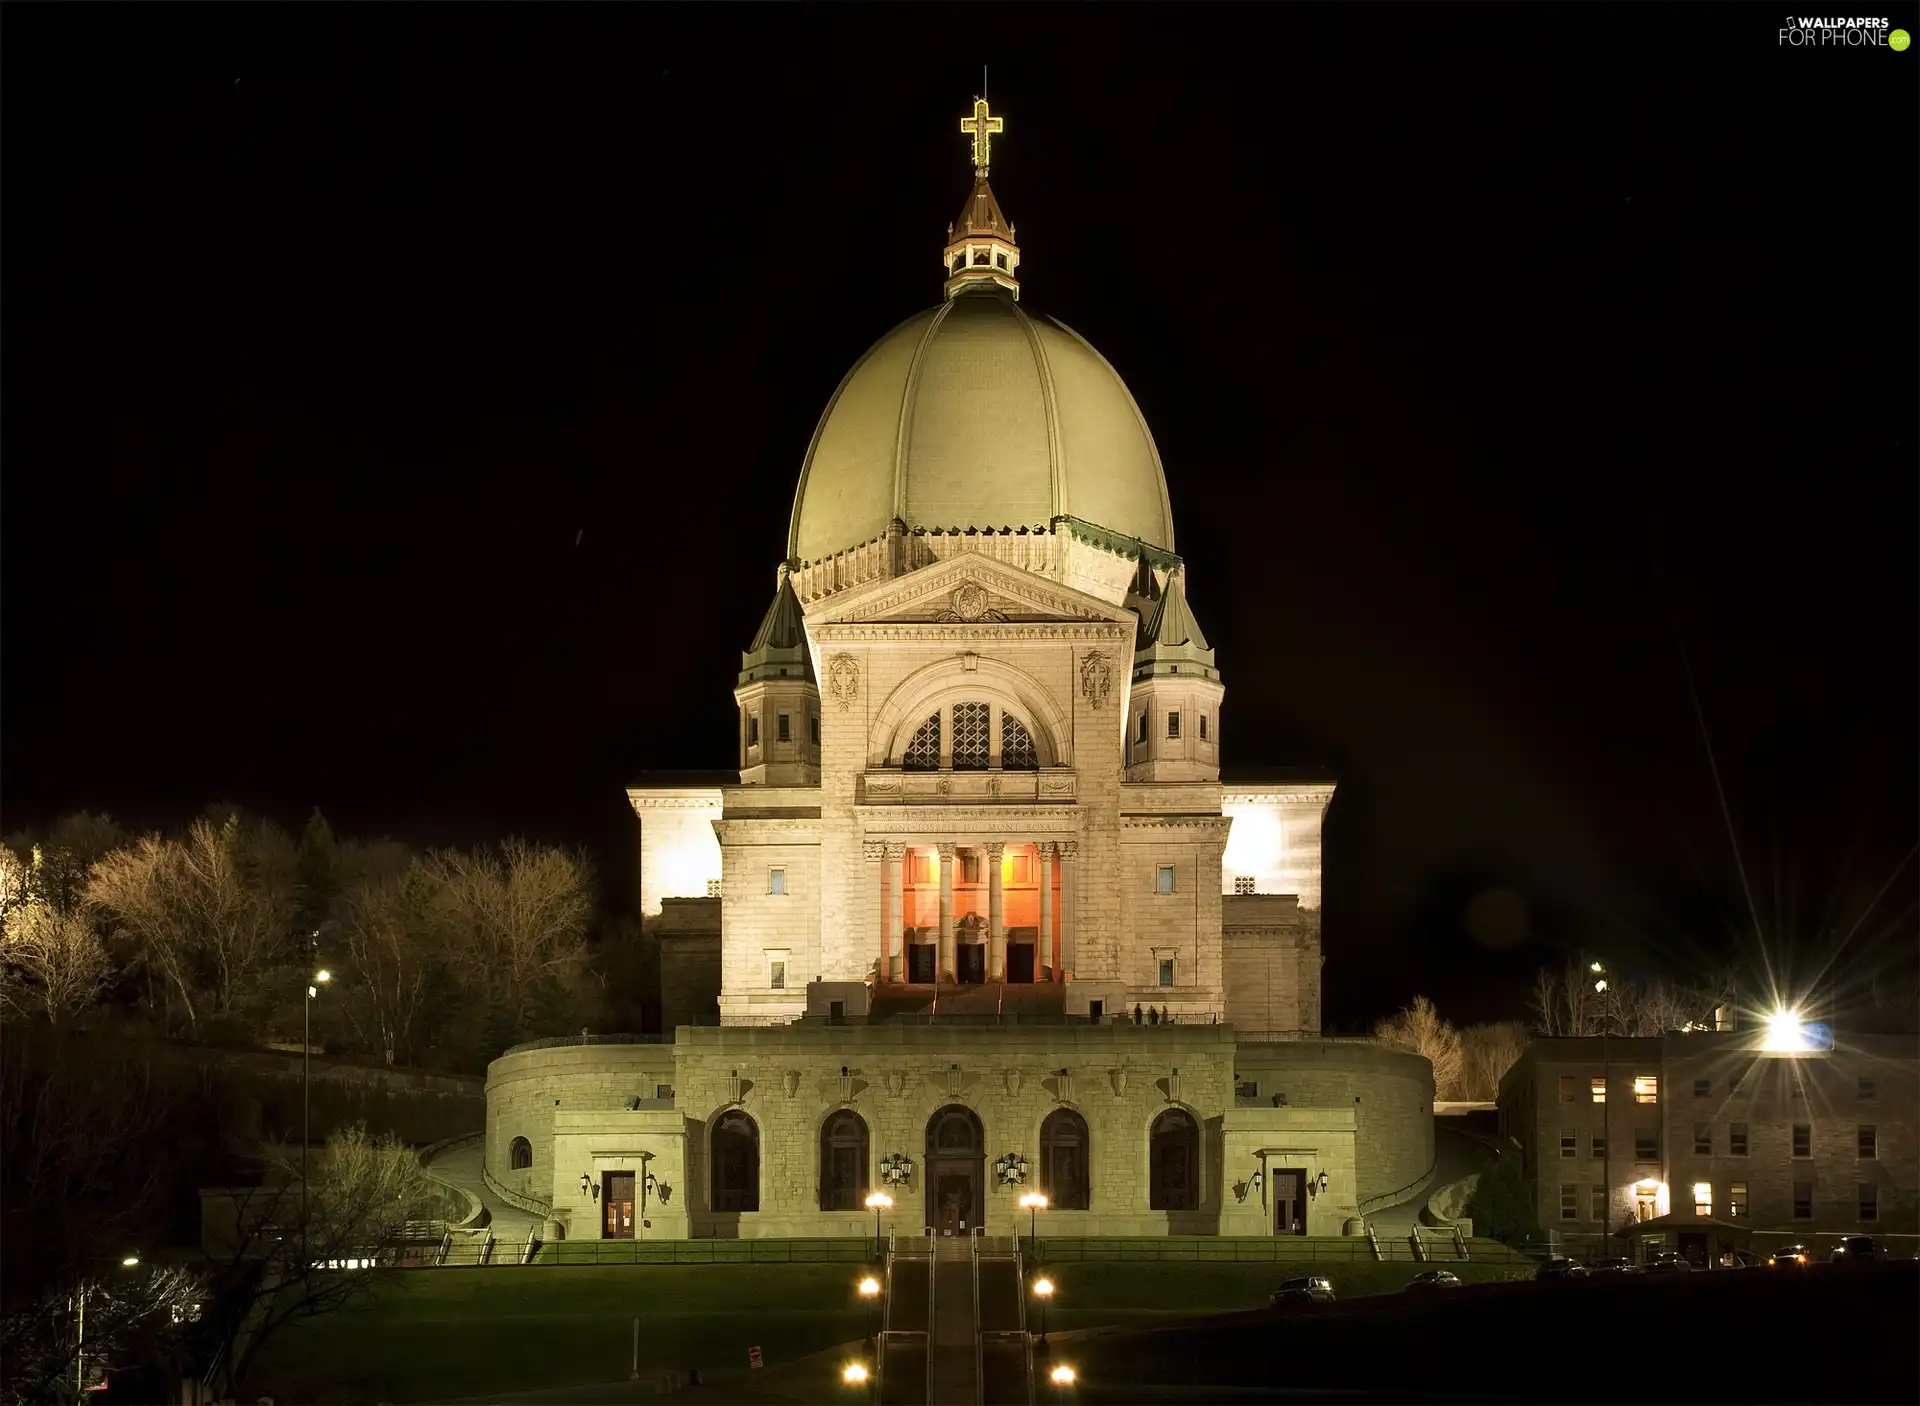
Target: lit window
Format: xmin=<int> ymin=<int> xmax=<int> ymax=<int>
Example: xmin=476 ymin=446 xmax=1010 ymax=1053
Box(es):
xmin=1858 ymin=1125 xmax=1877 ymax=1160
xmin=904 ymin=713 xmax=941 ymax=770
xmin=1633 ymin=1076 xmax=1659 ymax=1104
xmin=769 ymin=868 xmax=787 ymax=895
xmin=1157 ymin=866 xmax=1175 ymax=895
xmin=777 ymin=713 xmax=791 ymax=742
xmin=1560 ymin=1129 xmax=1578 ymax=1159
xmin=1693 ymin=1123 xmax=1712 ymax=1155
xmin=1167 ymin=711 xmax=1181 ymax=739
xmin=1559 ymin=1077 xmax=1578 ymax=1103
xmin=1158 ymin=958 xmax=1175 ymax=987
xmin=1634 ymin=1128 xmax=1659 ymax=1162
xmin=1590 ymin=1077 xmax=1607 ymax=1104
xmin=706 ymin=879 xmax=721 ymax=898
xmin=768 ymin=959 xmax=787 ymax=991
xmin=1692 ymin=1183 xmax=1712 ymax=1218
xmin=1233 ymin=876 xmax=1255 ymax=895
xmin=1729 ymin=1123 xmax=1748 ymax=1156
xmin=952 ymin=702 xmax=990 ymax=770
xmin=747 ymin=715 xmax=760 ymax=747
xmin=1591 ymin=1133 xmax=1607 ymax=1160
xmin=1728 ymin=1182 xmax=1748 ymax=1217
xmin=1791 ymin=1124 xmax=1811 ymax=1158
xmin=1591 ymin=1186 xmax=1607 ymax=1222
xmin=1559 ymin=1185 xmax=1578 ymax=1221
xmin=1858 ymin=1077 xmax=1876 ymax=1100
xmin=1199 ymin=715 xmax=1209 ymax=741
xmin=1792 ymin=1182 xmax=1812 ymax=1220
xmin=1859 ymin=1184 xmax=1878 ymax=1222
xmin=1692 ymin=1079 xmax=1711 ymax=1099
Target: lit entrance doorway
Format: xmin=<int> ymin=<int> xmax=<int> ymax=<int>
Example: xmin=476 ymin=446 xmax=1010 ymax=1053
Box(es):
xmin=603 ymin=1171 xmax=636 ymax=1238
xmin=925 ymin=1106 xmax=985 ymax=1235
xmin=1271 ymin=1170 xmax=1307 ymax=1236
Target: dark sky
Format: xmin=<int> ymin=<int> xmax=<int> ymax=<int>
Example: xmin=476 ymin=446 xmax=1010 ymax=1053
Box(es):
xmin=5 ymin=6 xmax=1915 ymax=1030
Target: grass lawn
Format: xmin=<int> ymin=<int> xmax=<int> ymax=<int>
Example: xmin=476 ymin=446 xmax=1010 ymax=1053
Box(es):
xmin=246 ymin=1264 xmax=874 ymax=1404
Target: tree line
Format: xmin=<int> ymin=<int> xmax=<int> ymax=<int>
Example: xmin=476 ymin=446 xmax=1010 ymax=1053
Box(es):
xmin=0 ymin=807 xmax=640 ymax=1074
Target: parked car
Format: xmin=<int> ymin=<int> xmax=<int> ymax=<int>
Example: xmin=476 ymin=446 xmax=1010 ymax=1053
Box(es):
xmin=1641 ymin=1250 xmax=1692 ymax=1274
xmin=1769 ymin=1244 xmax=1813 ymax=1268
xmin=1584 ymin=1256 xmax=1633 ymax=1275
xmin=1535 ymin=1257 xmax=1588 ymax=1281
xmin=1830 ymin=1235 xmax=1882 ymax=1264
xmin=1270 ymin=1275 xmax=1335 ymax=1306
xmin=1405 ymin=1270 xmax=1462 ymax=1291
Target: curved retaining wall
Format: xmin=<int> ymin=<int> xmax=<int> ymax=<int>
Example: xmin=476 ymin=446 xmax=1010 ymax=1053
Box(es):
xmin=485 ymin=1042 xmax=678 ymax=1208
xmin=1230 ymin=1039 xmax=1435 ymax=1206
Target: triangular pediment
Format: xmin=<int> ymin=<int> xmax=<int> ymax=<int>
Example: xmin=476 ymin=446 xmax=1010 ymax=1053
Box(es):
xmin=805 ymin=553 xmax=1133 ymax=628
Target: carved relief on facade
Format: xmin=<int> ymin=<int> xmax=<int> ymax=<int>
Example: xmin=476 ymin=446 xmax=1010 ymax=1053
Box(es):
xmin=826 ymin=653 xmax=861 ymax=710
xmin=1079 ymin=650 xmax=1113 ymax=708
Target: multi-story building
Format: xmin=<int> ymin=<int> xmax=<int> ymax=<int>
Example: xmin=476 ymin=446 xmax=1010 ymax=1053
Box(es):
xmin=1499 ymin=1030 xmax=1916 ymax=1263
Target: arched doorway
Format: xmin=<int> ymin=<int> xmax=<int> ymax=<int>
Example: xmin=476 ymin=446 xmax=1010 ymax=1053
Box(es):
xmin=711 ymin=1111 xmax=760 ymax=1213
xmin=1149 ymin=1109 xmax=1199 ymax=1211
xmin=819 ymin=1109 xmax=870 ymax=1211
xmin=925 ymin=1106 xmax=985 ymax=1235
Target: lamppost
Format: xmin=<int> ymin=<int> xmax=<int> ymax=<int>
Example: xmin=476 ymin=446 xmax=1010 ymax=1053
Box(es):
xmin=74 ymin=1254 xmax=140 ymax=1397
xmin=1031 ymin=1273 xmax=1054 ymax=1343
xmin=858 ymin=1273 xmax=882 ymax=1353
xmin=303 ymin=962 xmax=331 ymax=1271
xmin=1589 ymin=960 xmax=1611 ymax=1260
xmin=865 ymin=1190 xmax=893 ymax=1262
xmin=1020 ymin=1191 xmax=1047 ymax=1265
xmin=1049 ymin=1362 xmax=1076 ymax=1401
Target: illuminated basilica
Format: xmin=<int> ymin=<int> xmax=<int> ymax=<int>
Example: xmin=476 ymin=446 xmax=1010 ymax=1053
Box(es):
xmin=482 ymin=100 xmax=1435 ymax=1242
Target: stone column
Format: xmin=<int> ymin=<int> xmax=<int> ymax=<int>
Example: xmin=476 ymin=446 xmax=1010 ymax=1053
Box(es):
xmin=887 ymin=844 xmax=906 ymax=983
xmin=937 ymin=843 xmax=956 ymax=983
xmin=1058 ymin=840 xmax=1078 ymax=980
xmin=986 ymin=842 xmax=1006 ymax=980
xmin=1037 ymin=842 xmax=1055 ymax=982
xmin=863 ymin=840 xmax=887 ymax=982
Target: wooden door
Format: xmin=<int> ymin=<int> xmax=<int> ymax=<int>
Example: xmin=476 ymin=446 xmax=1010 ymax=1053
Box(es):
xmin=1273 ymin=1171 xmax=1306 ymax=1235
xmin=604 ymin=1172 xmax=636 ymax=1239
xmin=908 ymin=944 xmax=936 ymax=984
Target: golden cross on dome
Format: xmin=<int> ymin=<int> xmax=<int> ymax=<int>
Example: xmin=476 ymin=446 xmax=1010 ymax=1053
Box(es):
xmin=960 ymin=97 xmax=1003 ymax=173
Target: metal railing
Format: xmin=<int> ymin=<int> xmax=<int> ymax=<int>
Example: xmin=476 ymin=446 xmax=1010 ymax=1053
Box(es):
xmin=500 ymin=1032 xmax=667 ymax=1054
xmin=510 ymin=1237 xmax=875 ymax=1266
xmin=1026 ymin=1236 xmax=1547 ymax=1266
xmin=926 ymin=1229 xmax=937 ymax=1406
xmin=971 ymin=1228 xmax=984 ymax=1406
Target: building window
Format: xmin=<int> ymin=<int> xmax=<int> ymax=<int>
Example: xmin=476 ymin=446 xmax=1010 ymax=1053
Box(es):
xmin=995 ymin=251 xmax=1008 ymax=270
xmin=655 ymin=1084 xmax=674 ymax=1101
xmin=712 ymin=1111 xmax=760 ymax=1213
xmin=1634 ymin=1128 xmax=1659 ymax=1162
xmin=1560 ymin=1129 xmax=1578 ymax=1159
xmin=509 ymin=1136 xmax=532 ymax=1171
xmin=1199 ymin=714 xmax=1209 ymax=741
xmin=1236 ymin=1078 xmax=1258 ymax=1099
xmin=706 ymin=878 xmax=722 ymax=897
xmin=769 ymin=868 xmax=787 ymax=895
xmin=1158 ymin=957 xmax=1175 ymax=987
xmin=1591 ymin=1132 xmax=1607 ymax=1160
xmin=1792 ymin=1124 xmax=1811 ymax=1158
xmin=1149 ymin=1109 xmax=1199 ymax=1211
xmin=1156 ymin=866 xmax=1175 ymax=894
xmin=819 ymin=1110 xmax=871 ymax=1211
xmin=1858 ymin=1077 xmax=1876 ymax=1100
xmin=1729 ymin=1123 xmax=1748 ymax=1156
xmin=1858 ymin=1125 xmax=1877 ymax=1160
xmin=961 ymin=852 xmax=982 ymax=885
xmin=1693 ymin=1123 xmax=1712 ymax=1155
xmin=768 ymin=957 xmax=787 ymax=990
xmin=1136 ymin=711 xmax=1149 ymax=744
xmin=952 ymin=254 xmax=966 ymax=274
xmin=952 ymin=702 xmax=990 ymax=770
xmin=1693 ymin=1183 xmax=1712 ymax=1217
xmin=777 ymin=713 xmax=791 ymax=742
xmin=1692 ymin=1079 xmax=1711 ymax=1099
xmin=904 ymin=713 xmax=941 ymax=770
xmin=1558 ymin=1077 xmax=1578 ymax=1103
xmin=1233 ymin=876 xmax=1255 ymax=895
xmin=1859 ymin=1184 xmax=1878 ymax=1222
xmin=1040 ymin=1108 xmax=1091 ymax=1210
xmin=1792 ymin=1182 xmax=1812 ymax=1220
xmin=1634 ymin=1076 xmax=1659 ymax=1104
xmin=747 ymin=715 xmax=760 ymax=747
xmin=1001 ymin=713 xmax=1038 ymax=770
xmin=1591 ymin=1186 xmax=1607 ymax=1223
xmin=1560 ymin=1185 xmax=1579 ymax=1221
xmin=1590 ymin=1076 xmax=1607 ymax=1104
xmin=810 ymin=713 xmax=820 ymax=745
xmin=973 ymin=248 xmax=990 ymax=266
xmin=1729 ymin=1182 xmax=1748 ymax=1217
xmin=1167 ymin=710 xmax=1181 ymax=739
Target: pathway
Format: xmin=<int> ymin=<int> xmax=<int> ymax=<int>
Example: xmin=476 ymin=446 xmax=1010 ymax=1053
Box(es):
xmin=1363 ymin=1123 xmax=1495 ymax=1239
xmin=423 ymin=1133 xmax=544 ymax=1247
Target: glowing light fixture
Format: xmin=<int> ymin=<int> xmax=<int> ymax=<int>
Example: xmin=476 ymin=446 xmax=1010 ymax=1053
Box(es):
xmin=1033 ymin=1276 xmax=1055 ymax=1298
xmin=858 ymin=1276 xmax=881 ymax=1297
xmin=1593 ymin=978 xmax=1608 ymax=993
xmin=1050 ymin=1365 xmax=1077 ymax=1386
xmin=865 ymin=1191 xmax=893 ymax=1210
xmin=960 ymin=97 xmax=1004 ymax=172
xmin=1764 ymin=1007 xmax=1811 ymax=1052
xmin=121 ymin=1255 xmax=140 ymax=1268
xmin=842 ymin=1362 xmax=869 ymax=1385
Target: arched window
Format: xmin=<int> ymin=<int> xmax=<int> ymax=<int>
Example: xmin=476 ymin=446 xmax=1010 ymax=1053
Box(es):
xmin=711 ymin=1111 xmax=760 ymax=1212
xmin=930 ymin=1107 xmax=981 ymax=1153
xmin=904 ymin=713 xmax=941 ymax=770
xmin=1040 ymin=1109 xmax=1089 ymax=1210
xmin=1001 ymin=714 xmax=1038 ymax=770
xmin=1149 ymin=1109 xmax=1199 ymax=1211
xmin=952 ymin=703 xmax=990 ymax=770
xmin=819 ymin=1110 xmax=870 ymax=1211
xmin=509 ymin=1136 xmax=532 ymax=1171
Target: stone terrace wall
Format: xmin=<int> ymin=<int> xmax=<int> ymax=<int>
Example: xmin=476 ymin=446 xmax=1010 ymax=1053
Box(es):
xmin=486 ymin=1042 xmax=679 ymax=1209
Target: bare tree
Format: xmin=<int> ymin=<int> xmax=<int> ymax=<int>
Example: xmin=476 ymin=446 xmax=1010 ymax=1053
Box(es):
xmin=1527 ymin=967 xmax=1563 ymax=1036
xmin=339 ymin=864 xmax=437 ymax=1065
xmin=0 ymin=1263 xmax=204 ymax=1406
xmin=1374 ymin=995 xmax=1465 ymax=1099
xmin=0 ymin=904 xmax=113 ymax=1023
xmin=1458 ymin=1021 xmax=1532 ymax=1100
xmin=85 ymin=835 xmax=203 ymax=1030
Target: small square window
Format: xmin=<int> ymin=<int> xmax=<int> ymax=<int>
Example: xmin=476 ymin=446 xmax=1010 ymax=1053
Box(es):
xmin=1559 ymin=1185 xmax=1578 ymax=1221
xmin=705 ymin=878 xmax=721 ymax=898
xmin=1792 ymin=1182 xmax=1813 ymax=1220
xmin=1859 ymin=1184 xmax=1878 ymax=1222
xmin=1233 ymin=875 xmax=1256 ymax=895
xmin=1858 ymin=1077 xmax=1876 ymax=1101
xmin=768 ymin=959 xmax=787 ymax=990
xmin=1158 ymin=958 xmax=1175 ymax=987
xmin=1692 ymin=1079 xmax=1711 ymax=1099
xmin=1199 ymin=715 xmax=1209 ymax=741
xmin=1236 ymin=1078 xmax=1258 ymax=1099
xmin=1559 ymin=1077 xmax=1578 ymax=1103
xmin=1167 ymin=711 xmax=1181 ymax=739
xmin=1590 ymin=1077 xmax=1607 ymax=1104
xmin=1634 ymin=1076 xmax=1659 ymax=1104
xmin=747 ymin=715 xmax=760 ymax=747
xmin=995 ymin=251 xmax=1008 ymax=270
xmin=1858 ymin=1125 xmax=1877 ymax=1160
xmin=1559 ymin=1129 xmax=1577 ymax=1159
xmin=1634 ymin=1128 xmax=1660 ymax=1162
xmin=1792 ymin=1123 xmax=1811 ymax=1158
xmin=1591 ymin=1133 xmax=1607 ymax=1160
xmin=1729 ymin=1123 xmax=1749 ymax=1156
xmin=654 ymin=1084 xmax=674 ymax=1101
xmin=1728 ymin=1182 xmax=1748 ymax=1217
xmin=1591 ymin=1186 xmax=1607 ymax=1223
xmin=777 ymin=713 xmax=791 ymax=742
xmin=769 ymin=868 xmax=787 ymax=895
xmin=1693 ymin=1123 xmax=1712 ymax=1155
xmin=1156 ymin=866 xmax=1175 ymax=894
xmin=972 ymin=249 xmax=990 ymax=267
xmin=810 ymin=714 xmax=820 ymax=745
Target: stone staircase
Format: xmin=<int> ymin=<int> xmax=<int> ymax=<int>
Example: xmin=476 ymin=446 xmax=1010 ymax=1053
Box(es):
xmin=930 ymin=1236 xmax=978 ymax=1405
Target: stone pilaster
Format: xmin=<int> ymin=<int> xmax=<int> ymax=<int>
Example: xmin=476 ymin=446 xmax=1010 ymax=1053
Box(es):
xmin=1038 ymin=841 xmax=1056 ymax=981
xmin=987 ymin=841 xmax=1006 ymax=980
xmin=1058 ymin=839 xmax=1079 ymax=979
xmin=887 ymin=844 xmax=906 ymax=983
xmin=937 ymin=842 xmax=956 ymax=982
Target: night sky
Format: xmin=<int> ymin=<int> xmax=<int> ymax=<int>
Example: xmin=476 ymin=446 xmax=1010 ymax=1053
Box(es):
xmin=5 ymin=6 xmax=1915 ymax=1030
